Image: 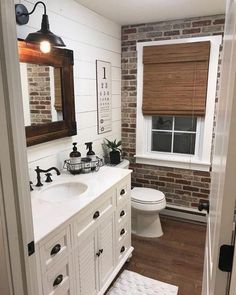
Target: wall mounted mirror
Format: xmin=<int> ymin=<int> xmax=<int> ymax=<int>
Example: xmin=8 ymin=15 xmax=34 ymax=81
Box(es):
xmin=18 ymin=39 xmax=77 ymax=146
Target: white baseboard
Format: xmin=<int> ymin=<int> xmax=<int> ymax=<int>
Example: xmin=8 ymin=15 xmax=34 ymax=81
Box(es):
xmin=160 ymin=204 xmax=207 ymax=223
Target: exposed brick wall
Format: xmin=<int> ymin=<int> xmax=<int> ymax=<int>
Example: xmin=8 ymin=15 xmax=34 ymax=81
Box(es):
xmin=27 ymin=64 xmax=52 ymax=124
xmin=121 ymin=15 xmax=225 ymax=209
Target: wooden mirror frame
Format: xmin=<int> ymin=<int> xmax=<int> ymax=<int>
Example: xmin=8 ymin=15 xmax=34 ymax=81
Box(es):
xmin=18 ymin=39 xmax=77 ymax=146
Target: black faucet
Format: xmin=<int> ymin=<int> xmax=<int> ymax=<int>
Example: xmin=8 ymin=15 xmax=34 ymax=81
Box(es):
xmin=35 ymin=166 xmax=61 ymax=187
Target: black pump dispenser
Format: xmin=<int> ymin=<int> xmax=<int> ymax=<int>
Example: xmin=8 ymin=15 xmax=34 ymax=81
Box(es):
xmin=70 ymin=143 xmax=81 ymax=157
xmin=70 ymin=143 xmax=81 ymax=164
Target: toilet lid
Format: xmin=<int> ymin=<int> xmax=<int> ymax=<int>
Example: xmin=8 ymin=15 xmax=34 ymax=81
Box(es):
xmin=131 ymin=187 xmax=165 ymax=204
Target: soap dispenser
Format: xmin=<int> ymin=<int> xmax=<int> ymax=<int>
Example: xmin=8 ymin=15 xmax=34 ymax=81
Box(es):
xmin=85 ymin=142 xmax=96 ymax=171
xmin=85 ymin=142 xmax=96 ymax=161
xmin=70 ymin=142 xmax=81 ymax=166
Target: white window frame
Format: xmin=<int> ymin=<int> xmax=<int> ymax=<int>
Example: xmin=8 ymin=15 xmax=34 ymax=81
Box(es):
xmin=135 ymin=36 xmax=222 ymax=171
xmin=147 ymin=116 xmax=203 ymax=157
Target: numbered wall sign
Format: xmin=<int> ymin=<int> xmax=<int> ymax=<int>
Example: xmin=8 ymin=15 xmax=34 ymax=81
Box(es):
xmin=96 ymin=60 xmax=112 ymax=134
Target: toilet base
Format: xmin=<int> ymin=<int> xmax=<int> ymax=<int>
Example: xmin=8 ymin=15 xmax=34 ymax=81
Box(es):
xmin=132 ymin=209 xmax=163 ymax=238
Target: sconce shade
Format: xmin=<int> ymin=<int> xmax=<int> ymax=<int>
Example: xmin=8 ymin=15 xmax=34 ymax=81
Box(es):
xmin=25 ymin=14 xmax=65 ymax=47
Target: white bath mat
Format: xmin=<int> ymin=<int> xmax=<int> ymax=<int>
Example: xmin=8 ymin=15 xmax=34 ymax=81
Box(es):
xmin=107 ymin=270 xmax=178 ymax=295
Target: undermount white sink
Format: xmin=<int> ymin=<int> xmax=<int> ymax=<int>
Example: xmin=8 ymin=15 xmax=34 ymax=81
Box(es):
xmin=38 ymin=182 xmax=88 ymax=203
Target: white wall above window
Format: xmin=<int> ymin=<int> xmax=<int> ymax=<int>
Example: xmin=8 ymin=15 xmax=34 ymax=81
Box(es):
xmin=135 ymin=36 xmax=222 ymax=171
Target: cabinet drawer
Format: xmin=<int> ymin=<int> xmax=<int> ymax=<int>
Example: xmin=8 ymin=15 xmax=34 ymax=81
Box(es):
xmin=42 ymin=256 xmax=74 ymax=295
xmin=116 ymin=202 xmax=130 ymax=224
xmin=74 ymin=191 xmax=114 ymax=240
xmin=39 ymin=226 xmax=71 ymax=272
xmin=117 ymin=220 xmax=129 ymax=243
xmin=116 ymin=180 xmax=130 ymax=205
xmin=117 ymin=235 xmax=131 ymax=263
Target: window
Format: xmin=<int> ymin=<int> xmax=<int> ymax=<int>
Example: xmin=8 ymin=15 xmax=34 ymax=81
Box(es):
xmin=150 ymin=116 xmax=199 ymax=155
xmin=135 ymin=36 xmax=222 ymax=171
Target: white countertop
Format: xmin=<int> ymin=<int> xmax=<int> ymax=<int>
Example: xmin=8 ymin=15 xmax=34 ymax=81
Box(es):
xmin=31 ymin=166 xmax=132 ymax=243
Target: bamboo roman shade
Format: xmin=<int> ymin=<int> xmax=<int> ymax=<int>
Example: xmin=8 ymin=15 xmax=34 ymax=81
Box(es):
xmin=142 ymin=41 xmax=210 ymax=116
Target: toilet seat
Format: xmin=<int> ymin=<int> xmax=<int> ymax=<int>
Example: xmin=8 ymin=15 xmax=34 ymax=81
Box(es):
xmin=131 ymin=187 xmax=165 ymax=204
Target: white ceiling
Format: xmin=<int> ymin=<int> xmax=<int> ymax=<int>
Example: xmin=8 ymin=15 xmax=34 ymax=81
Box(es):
xmin=76 ymin=0 xmax=226 ymax=25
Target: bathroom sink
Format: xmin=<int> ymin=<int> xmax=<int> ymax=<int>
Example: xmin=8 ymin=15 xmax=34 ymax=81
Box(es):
xmin=37 ymin=182 xmax=88 ymax=203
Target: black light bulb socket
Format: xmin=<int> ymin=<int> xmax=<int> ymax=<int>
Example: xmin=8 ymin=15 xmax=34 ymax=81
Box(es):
xmin=15 ymin=2 xmax=65 ymax=48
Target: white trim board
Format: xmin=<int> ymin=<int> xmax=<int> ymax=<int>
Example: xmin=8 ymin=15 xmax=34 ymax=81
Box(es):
xmin=135 ymin=36 xmax=222 ymax=171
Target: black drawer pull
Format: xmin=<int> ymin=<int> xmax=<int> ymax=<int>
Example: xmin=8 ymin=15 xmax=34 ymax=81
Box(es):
xmin=120 ymin=189 xmax=126 ymax=196
xmin=53 ymin=274 xmax=63 ymax=287
xmin=50 ymin=244 xmax=61 ymax=256
xmin=96 ymin=251 xmax=101 ymax=257
xmin=120 ymin=246 xmax=125 ymax=253
xmin=120 ymin=210 xmax=125 ymax=217
xmin=120 ymin=228 xmax=125 ymax=236
xmin=99 ymin=249 xmax=103 ymax=254
xmin=93 ymin=211 xmax=100 ymax=219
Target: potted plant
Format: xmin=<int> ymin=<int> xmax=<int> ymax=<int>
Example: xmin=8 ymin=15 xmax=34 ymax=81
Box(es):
xmin=104 ymin=139 xmax=122 ymax=164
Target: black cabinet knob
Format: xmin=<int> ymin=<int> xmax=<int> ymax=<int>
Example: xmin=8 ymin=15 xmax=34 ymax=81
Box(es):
xmin=120 ymin=210 xmax=125 ymax=217
xmin=120 ymin=246 xmax=125 ymax=253
xmin=120 ymin=228 xmax=125 ymax=236
xmin=120 ymin=189 xmax=126 ymax=196
xmin=50 ymin=244 xmax=61 ymax=256
xmin=99 ymin=249 xmax=103 ymax=254
xmin=96 ymin=251 xmax=101 ymax=257
xmin=53 ymin=274 xmax=63 ymax=287
xmin=198 ymin=200 xmax=209 ymax=214
xmin=93 ymin=211 xmax=100 ymax=219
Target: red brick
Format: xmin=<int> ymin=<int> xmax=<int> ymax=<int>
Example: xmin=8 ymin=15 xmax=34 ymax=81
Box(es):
xmin=164 ymin=30 xmax=180 ymax=36
xmin=175 ymin=179 xmax=191 ymax=185
xmin=167 ymin=173 xmax=182 ymax=178
xmin=213 ymin=19 xmax=225 ymax=25
xmin=192 ymin=192 xmax=208 ymax=198
xmin=201 ymin=177 xmax=211 ymax=183
xmin=201 ymin=189 xmax=210 ymax=194
xmin=183 ymin=186 xmax=199 ymax=192
xmin=123 ymin=28 xmax=137 ymax=34
xmin=159 ymin=177 xmax=175 ymax=182
xmin=35 ymin=105 xmax=45 ymax=110
xmin=192 ymin=20 xmax=211 ymax=27
xmin=122 ymin=75 xmax=136 ymax=80
xmin=183 ymin=28 xmax=201 ymax=34
xmin=136 ymin=178 xmax=150 ymax=184
xmin=122 ymin=35 xmax=128 ymax=41
xmin=150 ymin=181 xmax=166 ymax=187
xmin=193 ymin=171 xmax=210 ymax=177
xmin=175 ymin=190 xmax=191 ymax=196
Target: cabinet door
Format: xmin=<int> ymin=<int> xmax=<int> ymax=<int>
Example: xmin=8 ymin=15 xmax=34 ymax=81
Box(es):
xmin=98 ymin=211 xmax=115 ymax=288
xmin=76 ymin=229 xmax=98 ymax=295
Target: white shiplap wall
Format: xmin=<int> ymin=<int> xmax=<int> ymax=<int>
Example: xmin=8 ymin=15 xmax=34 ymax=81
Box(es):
xmin=16 ymin=0 xmax=121 ymax=181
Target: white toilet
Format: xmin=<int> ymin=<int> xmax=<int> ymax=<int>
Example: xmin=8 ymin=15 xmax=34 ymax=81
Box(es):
xmin=115 ymin=159 xmax=166 ymax=238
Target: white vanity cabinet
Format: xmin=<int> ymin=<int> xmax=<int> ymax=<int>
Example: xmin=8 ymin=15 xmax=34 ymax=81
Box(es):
xmin=36 ymin=174 xmax=133 ymax=295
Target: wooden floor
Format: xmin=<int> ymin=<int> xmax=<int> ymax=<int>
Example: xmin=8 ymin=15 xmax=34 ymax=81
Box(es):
xmin=124 ymin=217 xmax=206 ymax=295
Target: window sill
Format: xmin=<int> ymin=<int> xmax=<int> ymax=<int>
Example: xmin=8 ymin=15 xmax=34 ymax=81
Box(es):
xmin=135 ymin=154 xmax=211 ymax=171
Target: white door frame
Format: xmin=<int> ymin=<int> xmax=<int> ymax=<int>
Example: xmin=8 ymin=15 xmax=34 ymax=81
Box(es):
xmin=0 ymin=0 xmax=38 ymax=294
xmin=202 ymin=0 xmax=236 ymax=293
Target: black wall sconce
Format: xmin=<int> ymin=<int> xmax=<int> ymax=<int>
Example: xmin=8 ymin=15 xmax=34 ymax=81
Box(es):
xmin=15 ymin=1 xmax=65 ymax=53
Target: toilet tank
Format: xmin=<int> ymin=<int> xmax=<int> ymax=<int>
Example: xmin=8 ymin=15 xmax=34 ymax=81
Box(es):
xmin=114 ymin=159 xmax=130 ymax=169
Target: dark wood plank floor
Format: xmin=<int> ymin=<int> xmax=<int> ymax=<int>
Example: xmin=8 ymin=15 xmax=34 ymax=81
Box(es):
xmin=124 ymin=217 xmax=206 ymax=295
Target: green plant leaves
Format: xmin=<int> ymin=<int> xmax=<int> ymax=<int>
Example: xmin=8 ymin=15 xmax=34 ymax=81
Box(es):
xmin=104 ymin=138 xmax=122 ymax=152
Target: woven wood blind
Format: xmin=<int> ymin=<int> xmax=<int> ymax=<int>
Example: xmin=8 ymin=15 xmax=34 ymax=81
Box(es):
xmin=142 ymin=41 xmax=210 ymax=116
